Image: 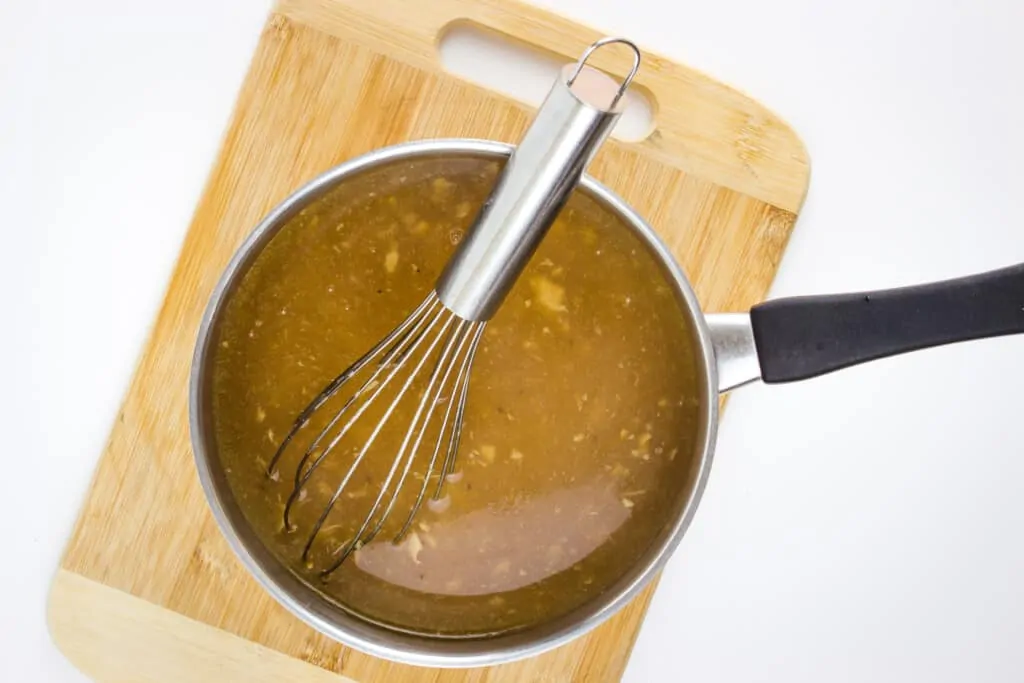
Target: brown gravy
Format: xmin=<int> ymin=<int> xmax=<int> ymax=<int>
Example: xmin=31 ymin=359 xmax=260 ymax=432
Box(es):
xmin=211 ymin=155 xmax=703 ymax=636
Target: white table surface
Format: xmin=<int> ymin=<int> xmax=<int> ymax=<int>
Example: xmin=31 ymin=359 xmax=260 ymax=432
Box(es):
xmin=3 ymin=0 xmax=1022 ymax=680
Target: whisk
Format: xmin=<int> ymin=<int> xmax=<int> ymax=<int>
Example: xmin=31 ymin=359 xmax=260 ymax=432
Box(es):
xmin=267 ymin=37 xmax=642 ymax=577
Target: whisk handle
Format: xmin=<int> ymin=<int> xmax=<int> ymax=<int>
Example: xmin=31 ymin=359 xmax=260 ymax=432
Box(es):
xmin=435 ymin=40 xmax=640 ymax=322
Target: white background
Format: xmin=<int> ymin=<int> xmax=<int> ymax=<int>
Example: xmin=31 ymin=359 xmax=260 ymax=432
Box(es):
xmin=2 ymin=0 xmax=1022 ymax=681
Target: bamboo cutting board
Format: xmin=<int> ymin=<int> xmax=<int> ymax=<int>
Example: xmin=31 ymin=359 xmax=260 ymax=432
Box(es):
xmin=48 ymin=1 xmax=810 ymax=681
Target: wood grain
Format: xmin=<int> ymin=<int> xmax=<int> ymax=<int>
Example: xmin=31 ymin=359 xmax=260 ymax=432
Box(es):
xmin=48 ymin=1 xmax=809 ymax=681
xmin=277 ymin=0 xmax=809 ymax=214
xmin=49 ymin=570 xmax=357 ymax=683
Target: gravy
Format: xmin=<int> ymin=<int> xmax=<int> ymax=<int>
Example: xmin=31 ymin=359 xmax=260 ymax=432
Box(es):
xmin=211 ymin=155 xmax=703 ymax=636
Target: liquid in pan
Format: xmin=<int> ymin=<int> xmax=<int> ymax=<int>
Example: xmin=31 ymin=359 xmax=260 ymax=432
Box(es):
xmin=210 ymin=155 xmax=704 ymax=636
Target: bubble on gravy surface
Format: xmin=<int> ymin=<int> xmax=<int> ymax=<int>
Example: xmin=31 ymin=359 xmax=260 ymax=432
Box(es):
xmin=211 ymin=155 xmax=704 ymax=637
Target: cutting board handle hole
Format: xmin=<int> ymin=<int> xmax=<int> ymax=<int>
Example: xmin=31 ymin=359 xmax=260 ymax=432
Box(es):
xmin=438 ymin=22 xmax=656 ymax=142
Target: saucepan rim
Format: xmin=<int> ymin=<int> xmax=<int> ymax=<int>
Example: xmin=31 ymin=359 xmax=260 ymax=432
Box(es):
xmin=189 ymin=138 xmax=720 ymax=667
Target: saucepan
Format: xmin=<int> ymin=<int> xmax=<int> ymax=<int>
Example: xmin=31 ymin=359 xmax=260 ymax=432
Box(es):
xmin=190 ymin=139 xmax=1024 ymax=668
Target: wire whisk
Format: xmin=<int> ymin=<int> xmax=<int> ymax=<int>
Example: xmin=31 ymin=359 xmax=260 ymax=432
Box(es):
xmin=266 ymin=38 xmax=641 ymax=578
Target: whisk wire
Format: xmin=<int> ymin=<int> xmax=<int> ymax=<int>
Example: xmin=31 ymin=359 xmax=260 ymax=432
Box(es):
xmin=289 ymin=296 xmax=439 ymax=490
xmin=324 ymin=318 xmax=473 ymax=573
xmin=266 ymin=292 xmax=440 ymax=478
xmin=434 ymin=324 xmax=485 ymax=501
xmin=395 ymin=321 xmax=485 ymax=542
xmin=365 ymin=320 xmax=478 ymax=545
xmin=282 ymin=295 xmax=443 ymax=531
xmin=316 ymin=309 xmax=458 ymax=570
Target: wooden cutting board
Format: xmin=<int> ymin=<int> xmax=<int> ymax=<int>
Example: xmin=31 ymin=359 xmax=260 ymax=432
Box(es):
xmin=47 ymin=1 xmax=809 ymax=680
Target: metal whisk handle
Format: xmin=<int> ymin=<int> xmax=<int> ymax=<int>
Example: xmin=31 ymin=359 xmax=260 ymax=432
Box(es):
xmin=435 ymin=38 xmax=641 ymax=322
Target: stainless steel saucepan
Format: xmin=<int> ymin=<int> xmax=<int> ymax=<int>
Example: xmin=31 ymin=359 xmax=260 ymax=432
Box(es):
xmin=190 ymin=139 xmax=1024 ymax=668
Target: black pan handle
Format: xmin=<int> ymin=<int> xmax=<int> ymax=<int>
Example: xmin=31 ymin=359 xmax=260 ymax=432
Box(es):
xmin=749 ymin=262 xmax=1024 ymax=383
